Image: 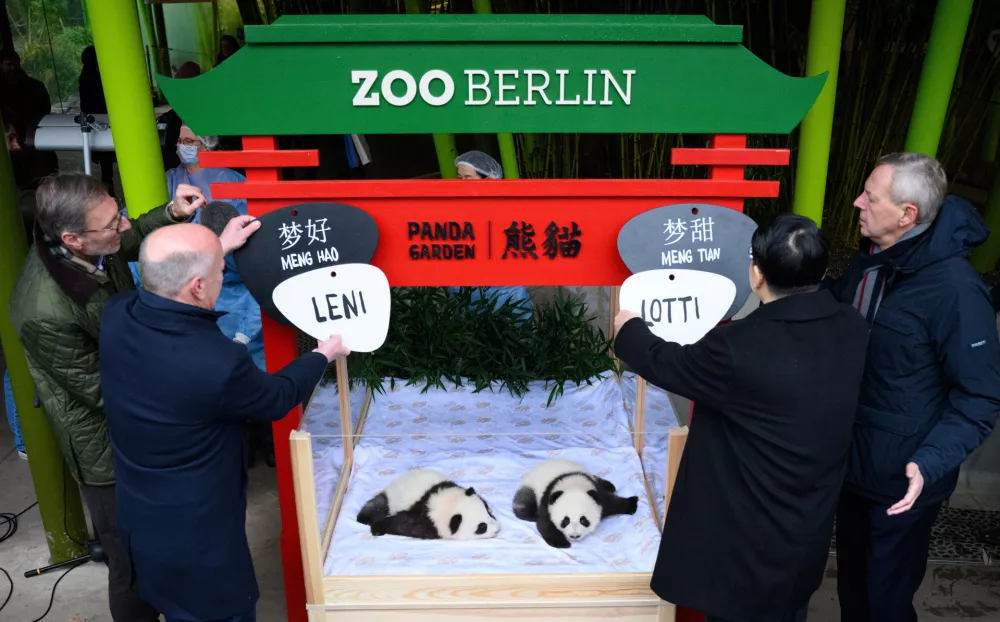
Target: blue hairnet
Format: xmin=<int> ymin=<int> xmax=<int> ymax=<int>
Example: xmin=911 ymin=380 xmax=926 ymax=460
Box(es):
xmin=455 ymin=150 xmax=503 ymax=179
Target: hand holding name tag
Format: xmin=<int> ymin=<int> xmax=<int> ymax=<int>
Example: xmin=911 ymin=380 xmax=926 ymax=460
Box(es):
xmin=618 ymin=269 xmax=736 ymax=346
xmin=313 ymin=334 xmax=352 ymax=362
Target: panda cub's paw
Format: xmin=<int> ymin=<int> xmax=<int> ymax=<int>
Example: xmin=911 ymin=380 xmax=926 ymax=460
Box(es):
xmin=625 ymin=495 xmax=639 ymax=515
xmin=370 ymin=520 xmax=388 ymax=537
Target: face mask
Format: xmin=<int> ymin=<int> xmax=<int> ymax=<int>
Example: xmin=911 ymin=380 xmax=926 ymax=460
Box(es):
xmin=177 ymin=144 xmax=200 ymax=165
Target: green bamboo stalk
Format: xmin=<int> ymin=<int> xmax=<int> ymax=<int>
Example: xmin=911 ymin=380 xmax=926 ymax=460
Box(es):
xmin=903 ymin=0 xmax=974 ymax=157
xmin=471 ymin=0 xmax=519 ymax=179
xmin=792 ymin=0 xmax=847 ymax=226
xmin=971 ymin=169 xmax=1000 ymax=273
xmin=135 ymin=0 xmax=161 ymax=98
xmin=405 ymin=0 xmax=459 ymax=178
xmin=87 ymin=0 xmax=169 ymax=215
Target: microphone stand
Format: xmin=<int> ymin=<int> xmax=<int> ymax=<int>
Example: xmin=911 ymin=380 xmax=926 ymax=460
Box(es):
xmin=74 ymin=113 xmax=95 ymax=176
xmin=23 ymin=539 xmax=107 ymax=578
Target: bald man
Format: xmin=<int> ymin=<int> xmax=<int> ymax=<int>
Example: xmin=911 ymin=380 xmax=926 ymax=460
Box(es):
xmin=98 ymin=223 xmax=349 ymax=622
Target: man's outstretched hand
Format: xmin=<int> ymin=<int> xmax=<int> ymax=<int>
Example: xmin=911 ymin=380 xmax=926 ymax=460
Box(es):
xmin=314 ymin=335 xmax=351 ymax=362
xmin=887 ymin=462 xmax=924 ymax=516
xmin=219 ymin=216 xmax=262 ymax=254
xmin=614 ymin=310 xmax=641 ymax=334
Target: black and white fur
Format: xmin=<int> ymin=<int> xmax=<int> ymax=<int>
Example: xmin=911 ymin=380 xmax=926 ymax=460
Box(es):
xmin=356 ymin=468 xmax=500 ymax=540
xmin=513 ymin=459 xmax=638 ymax=549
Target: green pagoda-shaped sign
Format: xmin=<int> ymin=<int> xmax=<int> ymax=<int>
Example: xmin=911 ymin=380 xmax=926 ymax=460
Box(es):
xmin=157 ymin=14 xmax=825 ymax=137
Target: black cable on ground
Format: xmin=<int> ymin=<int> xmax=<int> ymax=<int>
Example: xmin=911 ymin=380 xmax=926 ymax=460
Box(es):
xmin=0 ymin=501 xmax=38 ymax=616
xmin=0 ymin=567 xmax=12 ymax=615
xmin=0 ymin=446 xmax=16 ymax=466
xmin=29 ymin=560 xmax=86 ymax=622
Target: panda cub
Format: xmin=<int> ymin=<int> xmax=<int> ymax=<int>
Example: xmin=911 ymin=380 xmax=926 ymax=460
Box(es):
xmin=513 ymin=459 xmax=638 ymax=549
xmin=357 ymin=468 xmax=500 ymax=541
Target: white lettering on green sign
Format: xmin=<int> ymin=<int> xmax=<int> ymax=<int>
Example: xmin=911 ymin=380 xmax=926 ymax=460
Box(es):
xmin=351 ymin=68 xmax=635 ymax=108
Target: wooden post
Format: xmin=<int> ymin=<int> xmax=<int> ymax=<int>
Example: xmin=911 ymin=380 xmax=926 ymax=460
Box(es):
xmin=336 ymin=357 xmax=353 ymax=464
xmin=634 ymin=377 xmax=647 ymax=454
xmin=289 ymin=430 xmax=326 ymax=607
xmin=609 ymin=285 xmax=621 ymax=361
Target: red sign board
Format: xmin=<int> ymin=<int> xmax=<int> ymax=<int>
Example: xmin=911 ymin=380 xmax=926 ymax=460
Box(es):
xmin=208 ymin=178 xmax=777 ymax=287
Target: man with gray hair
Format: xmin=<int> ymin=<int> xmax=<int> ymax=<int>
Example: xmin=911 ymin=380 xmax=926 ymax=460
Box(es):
xmin=8 ymin=172 xmax=257 ymax=621
xmin=98 ymin=223 xmax=348 ymax=622
xmin=826 ymin=152 xmax=1000 ymax=621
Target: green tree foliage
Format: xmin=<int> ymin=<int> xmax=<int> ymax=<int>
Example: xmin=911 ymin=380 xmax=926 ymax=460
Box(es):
xmin=6 ymin=0 xmax=93 ymax=107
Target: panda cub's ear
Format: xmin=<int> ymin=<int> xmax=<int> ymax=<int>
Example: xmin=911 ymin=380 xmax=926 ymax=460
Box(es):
xmin=550 ymin=490 xmax=564 ymax=504
xmin=450 ymin=514 xmax=463 ymax=534
xmin=465 ymin=487 xmax=476 ymax=496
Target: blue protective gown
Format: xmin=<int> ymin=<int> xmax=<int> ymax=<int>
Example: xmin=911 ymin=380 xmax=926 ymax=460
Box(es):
xmin=165 ymin=165 xmax=248 ymax=223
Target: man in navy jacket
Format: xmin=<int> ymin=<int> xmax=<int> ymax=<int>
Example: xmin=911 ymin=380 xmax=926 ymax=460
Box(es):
xmin=99 ymin=223 xmax=349 ymax=622
xmin=826 ymin=152 xmax=1000 ymax=622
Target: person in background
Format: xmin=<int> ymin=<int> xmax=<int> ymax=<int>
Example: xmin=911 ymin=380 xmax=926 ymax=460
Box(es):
xmin=613 ymin=213 xmax=869 ymax=622
xmin=0 ymin=48 xmax=50 ymax=141
xmin=5 ymin=112 xmax=21 ymax=152
xmin=78 ymin=45 xmax=117 ymax=195
xmin=158 ymin=62 xmax=203 ymax=171
xmin=7 ymin=172 xmax=258 ymax=621
xmin=452 ymin=150 xmax=532 ymax=319
xmin=216 ymin=34 xmax=241 ymax=66
xmin=128 ymin=125 xmax=250 ymax=286
xmin=825 ymin=153 xmax=1000 ymax=622
xmin=200 ymin=200 xmax=274 ymax=466
xmin=2 ymin=368 xmax=24 ymax=459
xmin=1 ymin=47 xmax=58 ymax=190
xmin=100 ymin=223 xmax=347 ymax=622
xmin=169 ymin=125 xmax=247 ymax=217
xmin=455 ymin=150 xmax=502 ymax=180
xmin=3 ymin=111 xmax=26 ymax=459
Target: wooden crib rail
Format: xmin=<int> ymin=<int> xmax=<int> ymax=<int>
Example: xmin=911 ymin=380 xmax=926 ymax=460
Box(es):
xmin=290 ymin=430 xmax=327 ymax=606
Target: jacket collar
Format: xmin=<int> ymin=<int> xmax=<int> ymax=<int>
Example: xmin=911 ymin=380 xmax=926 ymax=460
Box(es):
xmin=34 ymin=221 xmax=109 ymax=306
xmin=745 ymin=288 xmax=841 ymax=323
xmin=134 ymin=289 xmax=227 ymax=326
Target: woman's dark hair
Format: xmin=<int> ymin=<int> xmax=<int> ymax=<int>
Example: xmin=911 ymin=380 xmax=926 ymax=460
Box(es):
xmin=81 ymin=45 xmax=97 ymax=70
xmin=750 ymin=213 xmax=829 ymax=296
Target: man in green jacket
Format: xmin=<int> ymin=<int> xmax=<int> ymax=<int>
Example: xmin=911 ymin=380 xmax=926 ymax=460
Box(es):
xmin=8 ymin=172 xmax=260 ymax=621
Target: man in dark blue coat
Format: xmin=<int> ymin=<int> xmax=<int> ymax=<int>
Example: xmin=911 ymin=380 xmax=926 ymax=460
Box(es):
xmin=99 ymin=222 xmax=350 ymax=622
xmin=826 ymin=152 xmax=1000 ymax=622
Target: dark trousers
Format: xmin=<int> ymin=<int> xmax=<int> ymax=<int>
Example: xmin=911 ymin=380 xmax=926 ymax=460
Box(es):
xmin=707 ymin=604 xmax=808 ymax=622
xmin=165 ymin=609 xmax=256 ymax=622
xmin=79 ymin=483 xmax=160 ymax=622
xmin=835 ymin=490 xmax=941 ymax=622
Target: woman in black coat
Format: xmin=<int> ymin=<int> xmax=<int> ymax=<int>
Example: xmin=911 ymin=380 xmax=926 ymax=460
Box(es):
xmin=614 ymin=214 xmax=870 ymax=622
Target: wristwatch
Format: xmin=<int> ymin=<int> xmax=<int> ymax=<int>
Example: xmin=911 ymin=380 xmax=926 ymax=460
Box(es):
xmin=165 ymin=199 xmax=179 ymax=220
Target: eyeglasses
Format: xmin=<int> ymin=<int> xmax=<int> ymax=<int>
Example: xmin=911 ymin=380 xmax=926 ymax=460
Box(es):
xmin=79 ymin=208 xmax=126 ymax=234
xmin=178 ymin=137 xmax=202 ymax=147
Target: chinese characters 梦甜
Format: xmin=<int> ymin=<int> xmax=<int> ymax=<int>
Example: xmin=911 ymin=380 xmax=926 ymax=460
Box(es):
xmin=661 ymin=216 xmax=720 ymax=267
